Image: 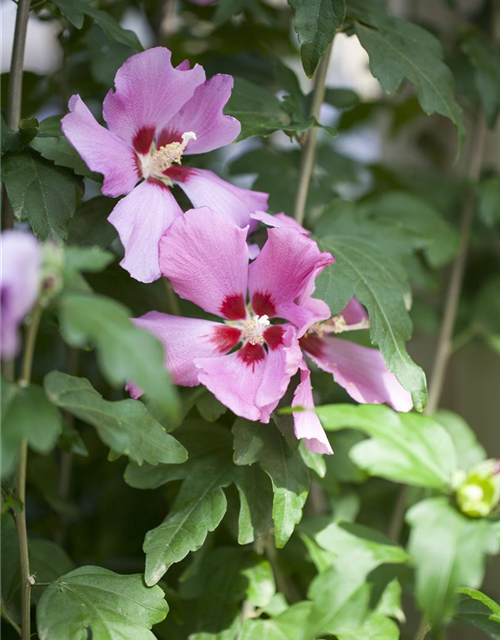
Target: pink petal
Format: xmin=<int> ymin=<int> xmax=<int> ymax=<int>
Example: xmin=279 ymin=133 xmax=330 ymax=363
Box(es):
xmin=195 ymin=328 xmax=300 ymax=422
xmin=168 ymin=167 xmax=269 ymax=229
xmin=257 ymin=325 xmax=302 ymax=422
xmin=301 ymin=335 xmax=413 ymax=412
xmin=159 ymin=75 xmax=240 ymax=155
xmin=108 ymin=180 xmax=183 ymax=283
xmin=251 ymin=211 xmax=310 ymax=235
xmin=341 ymin=297 xmax=368 ymax=325
xmin=292 ymin=360 xmax=333 ymax=455
xmin=132 ymin=312 xmax=241 ymax=387
xmin=248 ymin=227 xmax=334 ymax=336
xmin=1 ymin=231 xmax=41 ymax=359
xmin=102 ymin=47 xmax=206 ymax=149
xmin=159 ymin=207 xmax=249 ymax=319
xmin=61 ymin=95 xmax=139 ymax=197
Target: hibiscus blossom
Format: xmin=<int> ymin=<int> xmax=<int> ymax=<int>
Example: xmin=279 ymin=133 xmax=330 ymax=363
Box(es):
xmin=61 ymin=47 xmax=268 ymax=283
xmin=131 ymin=209 xmax=412 ymax=454
xmin=1 ymin=231 xmax=41 ymax=359
xmin=130 ymin=207 xmax=333 ymax=449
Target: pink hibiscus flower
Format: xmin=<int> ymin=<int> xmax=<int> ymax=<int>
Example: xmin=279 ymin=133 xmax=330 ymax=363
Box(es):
xmin=1 ymin=231 xmax=41 ymax=359
xmin=130 ymin=208 xmax=412 ymax=454
xmin=61 ymin=47 xmax=268 ymax=283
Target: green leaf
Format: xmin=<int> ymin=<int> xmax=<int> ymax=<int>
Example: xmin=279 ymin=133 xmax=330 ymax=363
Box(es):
xmin=30 ymin=115 xmax=99 ymax=179
xmin=336 ymin=613 xmax=400 ymax=640
xmin=50 ymin=0 xmax=92 ymax=28
xmin=225 ymin=78 xmax=314 ymax=141
xmin=1 ymin=115 xmax=38 ymax=155
xmin=289 ymin=0 xmax=346 ymax=77
xmin=196 ymin=390 xmax=227 ymax=423
xmin=84 ymin=6 xmax=143 ymax=51
xmin=406 ymin=497 xmax=500 ymax=629
xmin=232 ymin=418 xmax=309 ymax=547
xmin=67 ymin=196 xmax=117 ymax=248
xmin=144 ymin=475 xmax=230 ymax=585
xmin=462 ymin=31 xmax=500 ymax=128
xmin=433 ymin=409 xmax=486 ymax=469
xmin=316 ymin=404 xmax=457 ymax=489
xmin=1 ymin=381 xmax=62 ymax=478
xmin=2 ymin=150 xmax=79 ymax=240
xmin=348 ymin=0 xmax=465 ymax=150
xmin=179 ymin=547 xmax=275 ymax=636
xmin=37 ymin=566 xmax=168 ymax=640
xmin=362 ymin=191 xmax=459 ymax=267
xmin=240 ymin=602 xmax=312 ymax=640
xmin=57 ymin=293 xmax=178 ymax=419
xmin=315 ymin=234 xmax=427 ymax=410
xmin=44 ymin=372 xmax=186 ymax=466
xmin=51 ymin=0 xmax=142 ymax=50
xmin=233 ymin=464 xmax=274 ymax=545
xmin=313 ymin=521 xmax=409 ymax=565
xmin=455 ymin=588 xmax=500 ymax=639
xmin=126 ymin=421 xmax=272 ymax=555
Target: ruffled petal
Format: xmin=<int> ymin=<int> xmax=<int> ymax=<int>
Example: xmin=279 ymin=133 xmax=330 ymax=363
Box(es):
xmin=131 ymin=312 xmax=241 ymax=388
xmin=61 ymin=95 xmax=139 ymax=197
xmin=159 ymin=207 xmax=249 ymax=319
xmin=168 ymin=167 xmax=269 ymax=229
xmin=108 ymin=180 xmax=183 ymax=283
xmin=292 ymin=359 xmax=333 ymax=455
xmin=195 ymin=329 xmax=300 ymax=422
xmin=251 ymin=211 xmax=310 ymax=235
xmin=0 ymin=231 xmax=42 ymax=359
xmin=301 ymin=335 xmax=413 ymax=412
xmin=248 ymin=227 xmax=334 ymax=336
xmin=102 ymin=47 xmax=206 ymax=148
xmin=159 ymin=75 xmax=240 ymax=155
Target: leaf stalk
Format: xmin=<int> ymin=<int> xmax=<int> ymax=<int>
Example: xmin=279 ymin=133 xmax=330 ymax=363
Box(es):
xmin=292 ymin=42 xmax=333 ymax=224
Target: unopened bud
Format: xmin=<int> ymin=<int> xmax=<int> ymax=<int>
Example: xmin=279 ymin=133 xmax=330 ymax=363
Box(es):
xmin=455 ymin=459 xmax=500 ymax=518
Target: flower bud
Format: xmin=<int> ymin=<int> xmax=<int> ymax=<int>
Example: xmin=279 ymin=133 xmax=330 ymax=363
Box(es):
xmin=456 ymin=460 xmax=500 ymax=518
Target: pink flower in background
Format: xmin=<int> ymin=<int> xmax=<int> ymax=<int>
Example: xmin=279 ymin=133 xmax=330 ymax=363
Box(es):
xmin=130 ymin=207 xmax=334 ymax=452
xmin=0 ymin=231 xmax=41 ymax=359
xmin=62 ymin=47 xmax=268 ymax=283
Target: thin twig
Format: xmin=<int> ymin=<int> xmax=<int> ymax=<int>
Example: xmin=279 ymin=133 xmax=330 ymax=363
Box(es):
xmin=292 ymin=42 xmax=334 ymax=224
xmin=3 ymin=0 xmax=31 ymax=231
xmin=388 ymin=114 xmax=487 ymax=545
xmin=426 ymin=114 xmax=487 ymax=414
xmin=15 ymin=304 xmax=43 ymax=640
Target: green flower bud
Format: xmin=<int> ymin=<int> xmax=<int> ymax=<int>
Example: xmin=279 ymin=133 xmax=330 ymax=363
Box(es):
xmin=456 ymin=460 xmax=500 ymax=518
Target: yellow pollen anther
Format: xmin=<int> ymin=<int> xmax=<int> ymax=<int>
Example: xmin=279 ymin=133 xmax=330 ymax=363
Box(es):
xmin=141 ymin=131 xmax=197 ymax=178
xmin=242 ymin=314 xmax=271 ymax=345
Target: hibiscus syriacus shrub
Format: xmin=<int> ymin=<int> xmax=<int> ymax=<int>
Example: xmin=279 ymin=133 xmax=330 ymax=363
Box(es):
xmin=2 ymin=1 xmax=500 ymax=640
